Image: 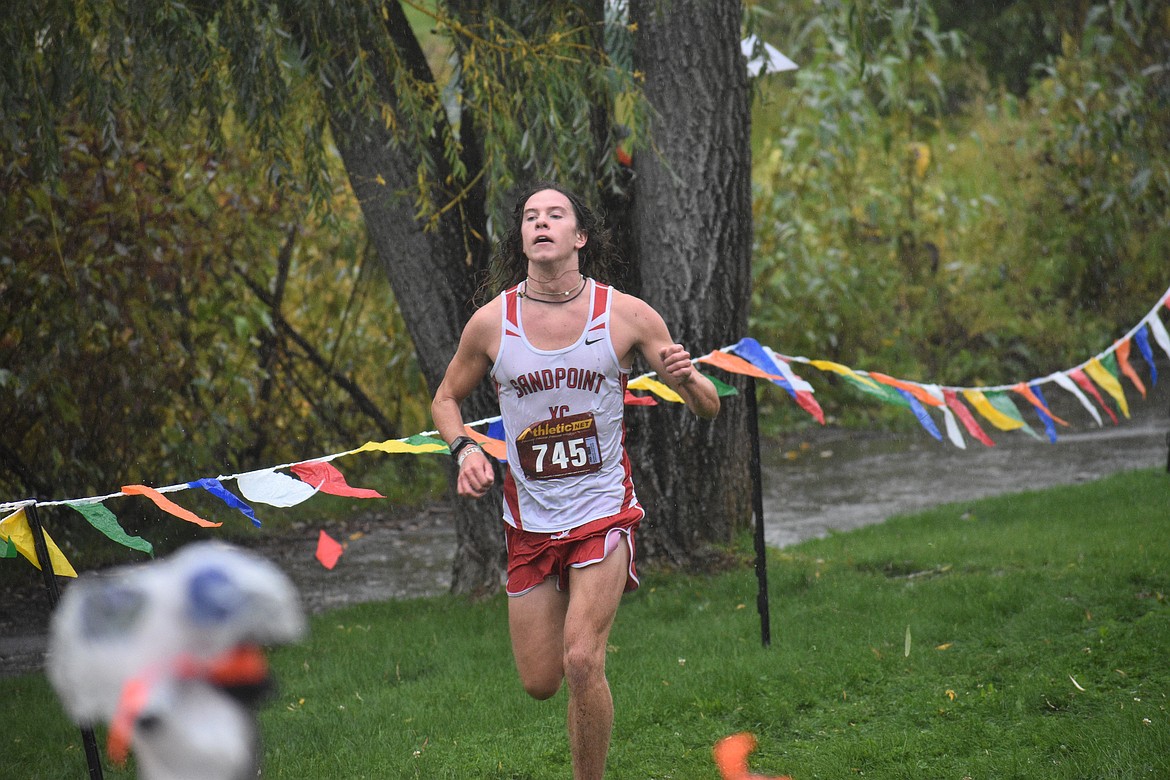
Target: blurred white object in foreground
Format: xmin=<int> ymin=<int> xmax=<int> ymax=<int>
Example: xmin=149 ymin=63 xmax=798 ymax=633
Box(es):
xmin=48 ymin=541 xmax=305 ymax=780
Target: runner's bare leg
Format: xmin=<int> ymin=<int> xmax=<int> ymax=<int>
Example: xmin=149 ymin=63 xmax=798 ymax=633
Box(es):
xmin=563 ymin=544 xmax=630 ymax=780
xmin=509 ymin=580 xmax=569 ymax=699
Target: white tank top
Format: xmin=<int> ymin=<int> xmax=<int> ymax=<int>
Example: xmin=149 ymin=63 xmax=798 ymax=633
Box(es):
xmin=491 ymin=279 xmax=640 ymax=533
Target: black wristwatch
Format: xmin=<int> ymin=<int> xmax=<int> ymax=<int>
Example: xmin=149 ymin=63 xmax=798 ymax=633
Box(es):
xmin=449 ymin=435 xmax=477 ymax=460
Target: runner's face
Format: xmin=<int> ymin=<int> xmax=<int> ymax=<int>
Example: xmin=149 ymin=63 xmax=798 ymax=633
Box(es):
xmin=521 ymin=190 xmax=587 ymax=265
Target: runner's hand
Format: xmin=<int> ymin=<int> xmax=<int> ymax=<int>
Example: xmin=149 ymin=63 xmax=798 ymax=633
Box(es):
xmin=659 ymin=343 xmax=696 ymax=386
xmin=457 ymin=449 xmax=494 ymax=498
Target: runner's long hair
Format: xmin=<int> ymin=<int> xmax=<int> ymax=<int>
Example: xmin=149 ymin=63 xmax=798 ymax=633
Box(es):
xmin=480 ymin=182 xmax=621 ymax=302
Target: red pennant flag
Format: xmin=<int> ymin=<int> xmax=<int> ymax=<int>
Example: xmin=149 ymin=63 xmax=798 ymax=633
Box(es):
xmin=624 ymin=389 xmax=658 ymax=406
xmin=290 ymin=461 xmax=385 ymax=499
xmin=941 ymin=390 xmax=995 ymax=447
xmin=315 ymin=530 xmax=344 ymax=570
xmin=1067 ymin=367 xmax=1119 ymax=424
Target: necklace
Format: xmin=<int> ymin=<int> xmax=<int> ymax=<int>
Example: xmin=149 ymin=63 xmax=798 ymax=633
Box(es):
xmin=519 ymin=275 xmax=587 ymax=304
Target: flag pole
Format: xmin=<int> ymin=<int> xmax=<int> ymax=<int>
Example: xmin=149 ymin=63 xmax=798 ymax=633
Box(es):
xmin=744 ymin=377 xmax=772 ymax=647
xmin=25 ymin=503 xmax=105 ymax=779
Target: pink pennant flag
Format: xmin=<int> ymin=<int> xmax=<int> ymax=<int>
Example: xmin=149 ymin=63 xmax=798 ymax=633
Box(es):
xmin=290 ymin=461 xmax=385 ymax=499
xmin=315 ymin=530 xmax=344 ymax=570
xmin=941 ymin=389 xmax=995 ymax=447
xmin=1067 ymin=367 xmax=1119 ymax=424
xmin=121 ymin=484 xmax=221 ymax=528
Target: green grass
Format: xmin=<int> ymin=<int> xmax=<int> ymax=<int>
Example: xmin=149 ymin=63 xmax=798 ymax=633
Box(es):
xmin=6 ymin=469 xmax=1169 ymax=778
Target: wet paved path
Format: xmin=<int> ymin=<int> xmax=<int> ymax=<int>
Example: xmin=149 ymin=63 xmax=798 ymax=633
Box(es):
xmin=762 ymin=375 xmax=1169 ymax=547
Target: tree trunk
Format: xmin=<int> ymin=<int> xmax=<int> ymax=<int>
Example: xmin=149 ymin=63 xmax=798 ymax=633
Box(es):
xmin=627 ymin=0 xmax=755 ymax=567
xmin=316 ymin=0 xmax=754 ymax=590
xmin=317 ymin=2 xmax=507 ymax=595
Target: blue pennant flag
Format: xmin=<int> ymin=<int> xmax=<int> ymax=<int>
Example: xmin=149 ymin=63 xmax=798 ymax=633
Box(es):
xmin=1133 ymin=325 xmax=1158 ymax=385
xmin=486 ymin=419 xmax=508 ymax=463
xmin=729 ymin=337 xmax=796 ymax=397
xmin=895 ymin=388 xmax=943 ymax=442
xmin=1028 ymin=384 xmax=1059 ymax=443
xmin=189 ymin=478 xmax=261 ymax=527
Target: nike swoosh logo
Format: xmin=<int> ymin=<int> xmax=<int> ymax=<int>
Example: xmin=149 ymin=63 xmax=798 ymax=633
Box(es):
xmin=584 ymin=336 xmax=603 ymax=345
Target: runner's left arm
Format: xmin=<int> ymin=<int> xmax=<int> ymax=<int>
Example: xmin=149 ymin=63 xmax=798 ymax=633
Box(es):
xmin=623 ymin=297 xmax=720 ymax=419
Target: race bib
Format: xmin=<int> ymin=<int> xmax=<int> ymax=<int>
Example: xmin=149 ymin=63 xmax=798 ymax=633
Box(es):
xmin=515 ymin=411 xmax=604 ymax=481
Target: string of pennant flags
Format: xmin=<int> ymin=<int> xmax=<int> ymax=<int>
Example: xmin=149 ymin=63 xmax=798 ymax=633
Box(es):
xmin=3 ymin=284 xmax=1169 ymax=577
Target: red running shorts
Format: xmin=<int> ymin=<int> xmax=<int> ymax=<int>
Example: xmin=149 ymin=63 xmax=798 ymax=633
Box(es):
xmin=504 ymin=505 xmax=643 ymax=597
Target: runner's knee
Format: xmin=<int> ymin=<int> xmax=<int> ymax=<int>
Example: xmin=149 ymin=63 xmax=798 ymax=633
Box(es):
xmin=520 ymin=671 xmax=562 ymax=700
xmin=562 ymin=640 xmax=605 ymax=692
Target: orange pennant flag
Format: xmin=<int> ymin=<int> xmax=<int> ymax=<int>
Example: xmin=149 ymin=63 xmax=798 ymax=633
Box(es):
xmin=121 ymin=485 xmax=221 ymax=527
xmin=465 ymin=425 xmax=508 ymax=461
xmin=868 ymin=372 xmax=944 ymax=407
xmin=1012 ymin=383 xmax=1069 ymax=426
xmin=713 ymin=732 xmax=791 ymax=780
xmin=1114 ymin=339 xmax=1147 ymax=398
xmin=697 ymin=350 xmax=782 ymax=381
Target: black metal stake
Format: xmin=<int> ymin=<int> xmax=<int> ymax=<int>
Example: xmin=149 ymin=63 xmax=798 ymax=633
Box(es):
xmin=744 ymin=377 xmax=771 ymax=647
xmin=25 ymin=503 xmax=105 ymax=780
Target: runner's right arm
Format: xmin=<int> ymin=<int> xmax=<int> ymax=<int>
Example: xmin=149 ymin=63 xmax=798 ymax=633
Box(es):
xmin=431 ymin=305 xmax=498 ymax=498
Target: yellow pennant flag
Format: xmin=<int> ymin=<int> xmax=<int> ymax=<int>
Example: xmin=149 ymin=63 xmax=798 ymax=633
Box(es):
xmin=808 ymin=359 xmax=881 ymax=390
xmin=351 ymin=437 xmax=450 ymax=455
xmin=962 ymin=389 xmax=1024 ymax=431
xmin=0 ymin=507 xmax=78 ymax=578
xmin=1083 ymin=358 xmax=1130 ymax=418
xmin=627 ymin=376 xmax=684 ymax=403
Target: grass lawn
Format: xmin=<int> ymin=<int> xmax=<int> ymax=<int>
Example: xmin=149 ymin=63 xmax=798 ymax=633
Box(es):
xmin=4 ymin=468 xmax=1169 ymax=778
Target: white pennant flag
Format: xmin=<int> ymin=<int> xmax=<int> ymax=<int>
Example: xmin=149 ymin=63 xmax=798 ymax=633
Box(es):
xmin=1049 ymin=372 xmax=1103 ymax=427
xmin=923 ymin=384 xmax=966 ymax=449
xmin=1147 ymin=312 xmax=1170 ymax=361
xmin=236 ymin=469 xmax=320 ymax=507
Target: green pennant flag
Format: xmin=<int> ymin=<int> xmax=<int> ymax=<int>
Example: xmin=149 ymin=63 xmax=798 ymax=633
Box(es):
xmin=2 ymin=535 xmax=16 ymax=558
xmin=705 ymin=373 xmax=739 ymax=397
xmin=403 ymin=434 xmax=450 ymax=449
xmin=847 ymin=375 xmax=911 ymax=407
xmin=65 ymin=502 xmax=155 ymax=556
xmin=986 ymin=392 xmax=1043 ymax=441
xmin=1101 ymin=351 xmax=1122 ymax=379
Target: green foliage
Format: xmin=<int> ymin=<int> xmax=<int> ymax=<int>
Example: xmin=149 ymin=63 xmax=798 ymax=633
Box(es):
xmin=1027 ymin=0 xmax=1170 ymax=316
xmin=0 ymin=116 xmax=430 ymax=515
xmin=1 ymin=1 xmax=645 ymax=235
xmin=5 ymin=470 xmax=1169 ymax=777
xmin=749 ymin=0 xmax=1169 ymax=425
xmin=406 ymin=2 xmax=646 ymax=230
